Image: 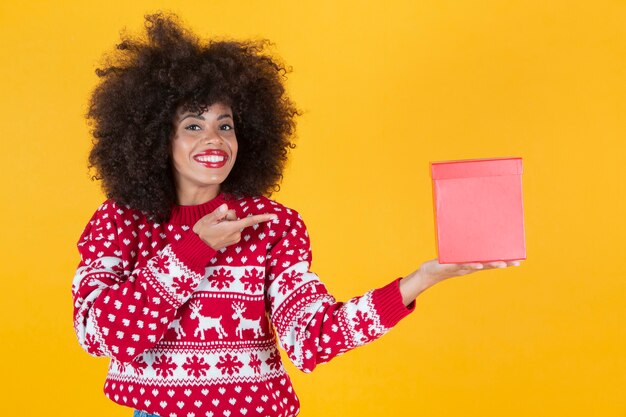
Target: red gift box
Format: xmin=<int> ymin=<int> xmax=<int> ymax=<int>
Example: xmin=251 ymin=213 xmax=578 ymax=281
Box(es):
xmin=431 ymin=157 xmax=526 ymax=263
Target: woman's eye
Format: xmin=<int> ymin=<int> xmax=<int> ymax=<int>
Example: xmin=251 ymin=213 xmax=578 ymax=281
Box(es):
xmin=220 ymin=124 xmax=234 ymax=131
xmin=184 ymin=124 xmax=201 ymax=131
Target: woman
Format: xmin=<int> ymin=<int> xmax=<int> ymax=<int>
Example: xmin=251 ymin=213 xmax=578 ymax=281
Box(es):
xmin=72 ymin=13 xmax=519 ymax=417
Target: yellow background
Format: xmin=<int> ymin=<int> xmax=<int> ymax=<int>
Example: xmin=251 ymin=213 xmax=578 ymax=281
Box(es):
xmin=1 ymin=1 xmax=624 ymax=416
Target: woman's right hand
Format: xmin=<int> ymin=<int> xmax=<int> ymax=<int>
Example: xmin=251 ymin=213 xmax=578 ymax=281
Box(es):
xmin=193 ymin=203 xmax=277 ymax=250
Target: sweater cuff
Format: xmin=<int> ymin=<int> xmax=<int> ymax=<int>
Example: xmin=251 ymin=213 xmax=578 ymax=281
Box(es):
xmin=372 ymin=277 xmax=416 ymax=328
xmin=169 ymin=232 xmax=217 ymax=270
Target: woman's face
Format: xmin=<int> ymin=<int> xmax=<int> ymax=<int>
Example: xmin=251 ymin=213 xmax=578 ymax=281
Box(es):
xmin=171 ymin=102 xmax=238 ymax=204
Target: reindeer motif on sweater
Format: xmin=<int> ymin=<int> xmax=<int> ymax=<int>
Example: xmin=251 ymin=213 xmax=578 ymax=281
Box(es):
xmin=231 ymin=302 xmax=265 ymax=338
xmin=189 ymin=300 xmax=228 ymax=340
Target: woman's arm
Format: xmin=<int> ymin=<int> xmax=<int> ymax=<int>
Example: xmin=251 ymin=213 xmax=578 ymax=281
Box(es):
xmin=71 ymin=201 xmax=217 ymax=363
xmin=263 ymin=207 xmax=521 ymax=373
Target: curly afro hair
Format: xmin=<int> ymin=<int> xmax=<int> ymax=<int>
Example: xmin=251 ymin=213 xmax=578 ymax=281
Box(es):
xmin=87 ymin=13 xmax=300 ymax=222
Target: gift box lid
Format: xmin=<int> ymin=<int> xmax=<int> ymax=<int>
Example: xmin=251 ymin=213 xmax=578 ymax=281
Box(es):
xmin=431 ymin=157 xmax=523 ymax=180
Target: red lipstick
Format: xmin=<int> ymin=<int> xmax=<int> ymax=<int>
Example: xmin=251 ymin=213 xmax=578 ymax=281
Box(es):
xmin=193 ymin=149 xmax=229 ymax=168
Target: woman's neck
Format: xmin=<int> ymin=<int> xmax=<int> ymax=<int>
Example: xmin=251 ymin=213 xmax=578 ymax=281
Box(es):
xmin=176 ymin=185 xmax=221 ymax=206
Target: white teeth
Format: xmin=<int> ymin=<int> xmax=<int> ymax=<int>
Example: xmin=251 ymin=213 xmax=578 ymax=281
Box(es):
xmin=196 ymin=155 xmax=226 ymax=163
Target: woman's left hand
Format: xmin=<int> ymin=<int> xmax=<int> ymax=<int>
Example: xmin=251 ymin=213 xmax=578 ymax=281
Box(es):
xmin=398 ymin=259 xmax=522 ymax=306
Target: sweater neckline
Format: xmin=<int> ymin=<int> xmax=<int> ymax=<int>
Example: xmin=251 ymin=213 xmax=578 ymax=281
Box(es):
xmin=169 ymin=192 xmax=227 ymax=225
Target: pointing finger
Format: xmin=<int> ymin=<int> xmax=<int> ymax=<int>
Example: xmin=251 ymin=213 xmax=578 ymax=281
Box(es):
xmin=231 ymin=213 xmax=278 ymax=231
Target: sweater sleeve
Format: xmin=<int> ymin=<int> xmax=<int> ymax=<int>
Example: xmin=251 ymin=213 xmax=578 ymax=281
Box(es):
xmin=265 ymin=208 xmax=415 ymax=373
xmin=71 ymin=201 xmax=216 ymax=363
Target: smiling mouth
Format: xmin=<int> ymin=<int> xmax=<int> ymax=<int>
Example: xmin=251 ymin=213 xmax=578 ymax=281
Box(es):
xmin=193 ymin=151 xmax=229 ymax=168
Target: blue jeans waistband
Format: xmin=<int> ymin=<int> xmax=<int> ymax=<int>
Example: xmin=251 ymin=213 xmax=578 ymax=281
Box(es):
xmin=133 ymin=411 xmax=160 ymax=417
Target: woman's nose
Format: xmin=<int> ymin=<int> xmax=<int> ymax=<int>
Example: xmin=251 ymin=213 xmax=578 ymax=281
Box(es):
xmin=204 ymin=132 xmax=223 ymax=145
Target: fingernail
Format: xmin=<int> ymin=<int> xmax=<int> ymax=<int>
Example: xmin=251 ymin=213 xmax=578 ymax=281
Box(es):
xmin=219 ymin=204 xmax=228 ymax=212
xmin=270 ymin=215 xmax=278 ymax=220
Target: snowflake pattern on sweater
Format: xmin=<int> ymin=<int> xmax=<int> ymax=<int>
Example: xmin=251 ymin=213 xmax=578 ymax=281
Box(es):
xmin=72 ymin=193 xmax=415 ymax=417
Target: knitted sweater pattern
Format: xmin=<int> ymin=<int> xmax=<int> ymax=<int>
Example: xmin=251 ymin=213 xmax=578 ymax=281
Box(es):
xmin=72 ymin=193 xmax=414 ymax=417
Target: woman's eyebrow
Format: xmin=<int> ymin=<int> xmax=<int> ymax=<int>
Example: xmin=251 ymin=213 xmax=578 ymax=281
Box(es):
xmin=179 ymin=113 xmax=232 ymax=122
xmin=179 ymin=114 xmax=205 ymax=122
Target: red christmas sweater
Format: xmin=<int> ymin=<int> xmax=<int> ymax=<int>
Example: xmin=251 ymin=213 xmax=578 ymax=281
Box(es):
xmin=72 ymin=193 xmax=415 ymax=417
